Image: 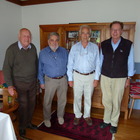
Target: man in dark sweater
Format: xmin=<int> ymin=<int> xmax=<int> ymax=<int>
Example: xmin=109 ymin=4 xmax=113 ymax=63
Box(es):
xmin=3 ymin=28 xmax=38 ymax=137
xmin=100 ymin=21 xmax=135 ymax=134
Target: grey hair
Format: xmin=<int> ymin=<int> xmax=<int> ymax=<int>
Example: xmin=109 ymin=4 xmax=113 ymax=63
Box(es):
xmin=79 ymin=25 xmax=92 ymax=35
xmin=48 ymin=32 xmax=60 ymax=40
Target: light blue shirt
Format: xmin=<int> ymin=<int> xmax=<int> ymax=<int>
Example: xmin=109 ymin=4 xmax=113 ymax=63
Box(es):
xmin=100 ymin=38 xmax=135 ymax=77
xmin=18 ymin=41 xmax=31 ymax=50
xmin=67 ymin=42 xmax=100 ymax=81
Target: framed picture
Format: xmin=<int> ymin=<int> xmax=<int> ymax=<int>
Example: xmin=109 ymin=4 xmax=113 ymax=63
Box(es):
xmin=90 ymin=30 xmax=100 ymax=44
xmin=91 ymin=30 xmax=100 ymax=38
xmin=68 ymin=31 xmax=79 ymax=38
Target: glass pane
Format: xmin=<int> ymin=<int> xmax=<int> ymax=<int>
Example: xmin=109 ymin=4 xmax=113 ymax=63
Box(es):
xmin=90 ymin=30 xmax=100 ymax=45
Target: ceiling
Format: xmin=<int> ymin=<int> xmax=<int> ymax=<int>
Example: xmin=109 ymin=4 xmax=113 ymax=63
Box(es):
xmin=6 ymin=0 xmax=78 ymax=6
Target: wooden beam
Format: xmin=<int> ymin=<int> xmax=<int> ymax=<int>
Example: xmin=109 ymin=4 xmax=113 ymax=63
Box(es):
xmin=6 ymin=0 xmax=21 ymax=5
xmin=6 ymin=0 xmax=78 ymax=6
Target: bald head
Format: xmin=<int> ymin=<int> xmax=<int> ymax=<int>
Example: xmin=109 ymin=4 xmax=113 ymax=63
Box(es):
xmin=18 ymin=28 xmax=32 ymax=49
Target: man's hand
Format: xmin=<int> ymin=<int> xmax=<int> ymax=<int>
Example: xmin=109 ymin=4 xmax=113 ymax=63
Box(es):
xmin=8 ymin=86 xmax=15 ymax=96
xmin=93 ymin=80 xmax=99 ymax=88
xmin=40 ymin=84 xmax=45 ymax=89
xmin=125 ymin=78 xmax=130 ymax=88
xmin=68 ymin=81 xmax=74 ymax=87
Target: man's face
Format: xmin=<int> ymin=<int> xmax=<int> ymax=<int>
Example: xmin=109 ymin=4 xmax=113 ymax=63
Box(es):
xmin=80 ymin=27 xmax=90 ymax=42
xmin=48 ymin=35 xmax=59 ymax=51
xmin=110 ymin=23 xmax=123 ymax=40
xmin=19 ymin=30 xmax=31 ymax=49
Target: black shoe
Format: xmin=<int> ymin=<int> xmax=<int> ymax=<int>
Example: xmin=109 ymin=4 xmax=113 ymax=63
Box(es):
xmin=100 ymin=122 xmax=110 ymax=128
xmin=19 ymin=129 xmax=26 ymax=136
xmin=110 ymin=126 xmax=117 ymax=134
xmin=27 ymin=123 xmax=37 ymax=129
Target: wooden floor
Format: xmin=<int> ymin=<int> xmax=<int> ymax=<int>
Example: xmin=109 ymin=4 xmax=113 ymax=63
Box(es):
xmin=14 ymin=101 xmax=140 ymax=140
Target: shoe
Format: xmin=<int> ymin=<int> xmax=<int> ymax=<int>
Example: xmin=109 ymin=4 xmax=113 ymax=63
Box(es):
xmin=110 ymin=126 xmax=117 ymax=134
xmin=44 ymin=120 xmax=51 ymax=127
xmin=73 ymin=118 xmax=80 ymax=125
xmin=58 ymin=117 xmax=64 ymax=125
xmin=27 ymin=123 xmax=37 ymax=129
xmin=19 ymin=129 xmax=26 ymax=136
xmin=100 ymin=122 xmax=110 ymax=128
xmin=84 ymin=117 xmax=93 ymax=126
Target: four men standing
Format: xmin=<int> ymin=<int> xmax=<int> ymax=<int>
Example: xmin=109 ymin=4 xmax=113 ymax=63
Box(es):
xmin=2 ymin=21 xmax=134 ymax=136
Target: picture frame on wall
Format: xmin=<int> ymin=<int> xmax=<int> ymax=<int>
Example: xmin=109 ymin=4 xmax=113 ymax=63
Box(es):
xmin=68 ymin=31 xmax=79 ymax=38
xmin=90 ymin=30 xmax=100 ymax=44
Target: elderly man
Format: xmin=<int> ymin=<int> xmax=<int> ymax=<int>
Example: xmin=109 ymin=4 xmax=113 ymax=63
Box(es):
xmin=3 ymin=28 xmax=38 ymax=137
xmin=38 ymin=32 xmax=68 ymax=127
xmin=100 ymin=21 xmax=135 ymax=133
xmin=67 ymin=25 xmax=100 ymax=126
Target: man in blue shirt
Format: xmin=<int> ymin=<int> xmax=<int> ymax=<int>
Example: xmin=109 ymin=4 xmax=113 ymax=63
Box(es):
xmin=67 ymin=25 xmax=100 ymax=126
xmin=38 ymin=32 xmax=68 ymax=127
xmin=100 ymin=21 xmax=135 ymax=134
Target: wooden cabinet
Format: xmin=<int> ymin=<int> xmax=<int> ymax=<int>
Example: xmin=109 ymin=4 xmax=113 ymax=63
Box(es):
xmin=39 ymin=22 xmax=135 ymax=119
xmin=40 ymin=22 xmax=135 ymax=50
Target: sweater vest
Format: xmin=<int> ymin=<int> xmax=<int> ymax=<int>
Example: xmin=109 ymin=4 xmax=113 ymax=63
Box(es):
xmin=101 ymin=37 xmax=132 ymax=78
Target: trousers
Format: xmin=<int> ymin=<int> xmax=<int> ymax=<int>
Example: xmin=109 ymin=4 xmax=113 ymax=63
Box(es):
xmin=73 ymin=71 xmax=94 ymax=118
xmin=44 ymin=75 xmax=67 ymax=120
xmin=14 ymin=80 xmax=37 ymax=129
xmin=100 ymin=75 xmax=126 ymax=126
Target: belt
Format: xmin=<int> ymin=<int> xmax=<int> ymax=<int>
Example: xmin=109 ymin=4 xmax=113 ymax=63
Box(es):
xmin=74 ymin=70 xmax=95 ymax=75
xmin=51 ymin=75 xmax=65 ymax=79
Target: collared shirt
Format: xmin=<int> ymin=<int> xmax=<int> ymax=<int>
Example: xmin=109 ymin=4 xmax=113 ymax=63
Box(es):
xmin=18 ymin=41 xmax=31 ymax=50
xmin=38 ymin=46 xmax=68 ymax=84
xmin=67 ymin=42 xmax=100 ymax=81
xmin=100 ymin=38 xmax=135 ymax=77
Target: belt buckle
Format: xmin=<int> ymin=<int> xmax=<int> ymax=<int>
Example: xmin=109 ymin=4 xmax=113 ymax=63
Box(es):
xmin=74 ymin=70 xmax=94 ymax=75
xmin=54 ymin=75 xmax=64 ymax=79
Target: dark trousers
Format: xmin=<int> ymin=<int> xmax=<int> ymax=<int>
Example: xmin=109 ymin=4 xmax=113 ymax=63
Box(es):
xmin=14 ymin=80 xmax=37 ymax=129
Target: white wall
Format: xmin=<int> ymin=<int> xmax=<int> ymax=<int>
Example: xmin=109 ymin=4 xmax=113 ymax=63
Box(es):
xmin=0 ymin=0 xmax=22 ymax=69
xmin=21 ymin=0 xmax=140 ymax=62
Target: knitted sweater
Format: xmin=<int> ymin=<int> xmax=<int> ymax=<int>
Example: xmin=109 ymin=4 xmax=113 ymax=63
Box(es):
xmin=3 ymin=41 xmax=38 ymax=86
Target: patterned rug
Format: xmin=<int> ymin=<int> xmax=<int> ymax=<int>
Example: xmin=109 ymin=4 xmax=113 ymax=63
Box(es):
xmin=38 ymin=111 xmax=112 ymax=140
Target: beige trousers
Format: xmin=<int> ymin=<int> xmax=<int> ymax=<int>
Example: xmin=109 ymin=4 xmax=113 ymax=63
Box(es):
xmin=100 ymin=75 xmax=127 ymax=127
xmin=44 ymin=75 xmax=67 ymax=120
xmin=73 ymin=71 xmax=94 ymax=118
